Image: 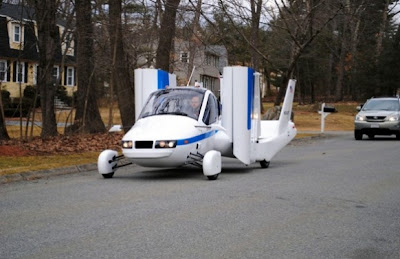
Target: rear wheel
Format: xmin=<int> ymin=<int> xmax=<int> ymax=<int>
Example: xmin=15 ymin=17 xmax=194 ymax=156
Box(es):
xmin=367 ymin=134 xmax=375 ymax=139
xmin=354 ymin=130 xmax=363 ymax=140
xmin=260 ymin=160 xmax=270 ymax=168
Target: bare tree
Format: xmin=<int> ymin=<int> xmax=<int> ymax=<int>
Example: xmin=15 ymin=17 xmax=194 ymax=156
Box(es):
xmin=0 ymin=86 xmax=10 ymax=140
xmin=156 ymin=0 xmax=181 ymax=72
xmin=272 ymin=0 xmax=343 ymax=105
xmin=185 ymin=0 xmax=202 ymax=81
xmin=33 ymin=0 xmax=59 ymax=137
xmin=109 ymin=0 xmax=136 ymax=131
xmin=250 ymin=0 xmax=263 ymax=70
xmin=72 ymin=0 xmax=105 ymax=133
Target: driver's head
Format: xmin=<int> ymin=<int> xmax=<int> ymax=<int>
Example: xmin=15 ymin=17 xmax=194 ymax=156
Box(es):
xmin=191 ymin=96 xmax=201 ymax=110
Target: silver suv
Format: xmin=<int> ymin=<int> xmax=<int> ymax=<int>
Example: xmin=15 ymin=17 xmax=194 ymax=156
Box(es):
xmin=354 ymin=97 xmax=400 ymax=140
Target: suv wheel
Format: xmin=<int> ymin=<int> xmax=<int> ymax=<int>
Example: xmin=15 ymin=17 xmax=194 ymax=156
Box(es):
xmin=396 ymin=133 xmax=400 ymax=140
xmin=368 ymin=134 xmax=375 ymax=139
xmin=354 ymin=130 xmax=363 ymax=140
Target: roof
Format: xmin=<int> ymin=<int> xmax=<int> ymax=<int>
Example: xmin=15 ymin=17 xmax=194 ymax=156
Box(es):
xmin=0 ymin=3 xmax=75 ymax=63
xmin=0 ymin=3 xmax=35 ymax=21
xmin=0 ymin=3 xmax=68 ymax=27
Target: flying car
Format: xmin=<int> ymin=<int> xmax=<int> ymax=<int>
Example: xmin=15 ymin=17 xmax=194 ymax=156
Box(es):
xmin=98 ymin=66 xmax=297 ymax=180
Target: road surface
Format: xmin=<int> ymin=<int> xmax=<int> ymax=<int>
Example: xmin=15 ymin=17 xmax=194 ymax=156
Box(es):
xmin=1 ymin=133 xmax=400 ymax=258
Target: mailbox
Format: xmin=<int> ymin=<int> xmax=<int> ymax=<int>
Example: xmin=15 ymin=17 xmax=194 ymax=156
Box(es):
xmin=323 ymin=106 xmax=337 ymax=113
xmin=319 ymin=103 xmax=337 ymax=133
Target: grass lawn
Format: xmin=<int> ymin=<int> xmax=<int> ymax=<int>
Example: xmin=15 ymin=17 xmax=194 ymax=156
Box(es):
xmin=0 ymin=152 xmax=99 ymax=176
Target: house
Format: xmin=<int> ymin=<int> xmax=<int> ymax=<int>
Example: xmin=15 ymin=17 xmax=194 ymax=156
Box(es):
xmin=0 ymin=3 xmax=76 ymax=99
xmin=138 ymin=38 xmax=228 ymax=97
xmin=174 ymin=39 xmax=228 ymax=97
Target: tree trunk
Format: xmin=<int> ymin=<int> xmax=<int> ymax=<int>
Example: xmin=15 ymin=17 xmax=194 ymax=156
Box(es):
xmin=274 ymin=44 xmax=298 ymax=106
xmin=156 ymin=0 xmax=181 ymax=72
xmin=376 ymin=0 xmax=389 ymax=62
xmin=334 ymin=0 xmax=350 ymax=102
xmin=0 ymin=92 xmax=9 ymax=140
xmin=73 ymin=0 xmax=105 ymax=133
xmin=109 ymin=0 xmax=136 ymax=132
xmin=34 ymin=0 xmax=58 ymax=138
xmin=250 ymin=0 xmax=263 ymax=71
xmin=187 ymin=0 xmax=202 ymax=82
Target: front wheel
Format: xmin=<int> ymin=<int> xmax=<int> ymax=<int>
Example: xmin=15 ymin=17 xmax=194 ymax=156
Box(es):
xmin=207 ymin=174 xmax=219 ymax=180
xmin=102 ymin=172 xmax=114 ymax=179
xmin=354 ymin=130 xmax=363 ymax=140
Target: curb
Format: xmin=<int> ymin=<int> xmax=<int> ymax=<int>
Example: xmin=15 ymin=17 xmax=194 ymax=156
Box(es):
xmin=0 ymin=163 xmax=98 ymax=184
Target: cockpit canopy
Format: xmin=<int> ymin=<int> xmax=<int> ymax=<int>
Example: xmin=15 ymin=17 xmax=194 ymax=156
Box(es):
xmin=138 ymin=88 xmax=220 ymax=124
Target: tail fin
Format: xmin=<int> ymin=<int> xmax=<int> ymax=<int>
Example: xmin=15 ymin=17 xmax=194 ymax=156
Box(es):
xmin=278 ymin=79 xmax=296 ymax=134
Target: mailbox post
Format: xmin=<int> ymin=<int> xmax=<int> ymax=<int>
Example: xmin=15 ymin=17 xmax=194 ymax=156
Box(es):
xmin=318 ymin=103 xmax=336 ymax=133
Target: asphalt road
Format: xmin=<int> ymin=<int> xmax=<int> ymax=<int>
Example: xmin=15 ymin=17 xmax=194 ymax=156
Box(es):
xmin=1 ymin=133 xmax=400 ymax=258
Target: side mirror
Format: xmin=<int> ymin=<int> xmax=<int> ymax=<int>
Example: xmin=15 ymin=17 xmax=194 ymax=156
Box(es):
xmin=211 ymin=124 xmax=226 ymax=132
xmin=356 ymin=106 xmax=361 ymax=111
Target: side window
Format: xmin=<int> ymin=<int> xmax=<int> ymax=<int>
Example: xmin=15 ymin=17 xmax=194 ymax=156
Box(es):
xmin=0 ymin=61 xmax=7 ymax=82
xmin=13 ymin=24 xmax=21 ymax=43
xmin=66 ymin=67 xmax=74 ymax=86
xmin=202 ymin=94 xmax=219 ymax=125
xmin=15 ymin=62 xmax=25 ymax=83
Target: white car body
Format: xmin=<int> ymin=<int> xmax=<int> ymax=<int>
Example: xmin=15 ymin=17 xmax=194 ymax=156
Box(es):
xmin=98 ymin=67 xmax=297 ymax=180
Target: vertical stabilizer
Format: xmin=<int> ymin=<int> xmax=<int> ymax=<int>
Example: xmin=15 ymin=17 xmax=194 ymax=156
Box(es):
xmin=134 ymin=69 xmax=176 ymax=120
xmin=278 ymin=79 xmax=296 ymax=134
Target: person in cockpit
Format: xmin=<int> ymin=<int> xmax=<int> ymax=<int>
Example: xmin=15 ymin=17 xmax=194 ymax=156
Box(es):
xmin=189 ymin=95 xmax=201 ymax=119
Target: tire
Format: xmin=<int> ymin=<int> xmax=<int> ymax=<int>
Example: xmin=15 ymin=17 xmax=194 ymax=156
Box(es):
xmin=207 ymin=174 xmax=219 ymax=180
xmin=354 ymin=130 xmax=363 ymax=140
xmin=396 ymin=133 xmax=400 ymax=140
xmin=367 ymin=134 xmax=374 ymax=139
xmin=260 ymin=160 xmax=270 ymax=168
xmin=102 ymin=172 xmax=114 ymax=179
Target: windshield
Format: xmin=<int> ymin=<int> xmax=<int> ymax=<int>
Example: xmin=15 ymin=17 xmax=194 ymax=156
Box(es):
xmin=138 ymin=88 xmax=205 ymax=120
xmin=362 ymin=99 xmax=400 ymax=111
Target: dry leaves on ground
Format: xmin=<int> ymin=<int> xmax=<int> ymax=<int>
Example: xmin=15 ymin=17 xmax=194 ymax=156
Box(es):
xmin=0 ymin=132 xmax=123 ymax=157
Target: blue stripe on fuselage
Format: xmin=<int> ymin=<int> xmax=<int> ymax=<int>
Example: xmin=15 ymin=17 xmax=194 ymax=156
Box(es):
xmin=177 ymin=130 xmax=218 ymax=146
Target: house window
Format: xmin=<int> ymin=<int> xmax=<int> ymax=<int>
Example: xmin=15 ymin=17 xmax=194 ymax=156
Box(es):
xmin=200 ymin=75 xmax=216 ymax=91
xmin=16 ymin=62 xmax=25 ymax=83
xmin=0 ymin=60 xmax=7 ymax=82
xmin=66 ymin=67 xmax=74 ymax=86
xmin=13 ymin=24 xmax=21 ymax=43
xmin=53 ymin=66 xmax=59 ymax=83
xmin=33 ymin=64 xmax=38 ymax=85
xmin=206 ymin=54 xmax=219 ymax=67
xmin=180 ymin=52 xmax=189 ymax=63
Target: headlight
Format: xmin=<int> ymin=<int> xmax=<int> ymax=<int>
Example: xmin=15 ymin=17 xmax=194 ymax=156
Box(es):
xmin=155 ymin=140 xmax=177 ymax=148
xmin=355 ymin=115 xmax=365 ymax=121
xmin=121 ymin=140 xmax=133 ymax=149
xmin=387 ymin=115 xmax=399 ymax=122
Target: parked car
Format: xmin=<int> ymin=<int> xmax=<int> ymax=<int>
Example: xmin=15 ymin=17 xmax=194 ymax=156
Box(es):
xmin=354 ymin=97 xmax=400 ymax=140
